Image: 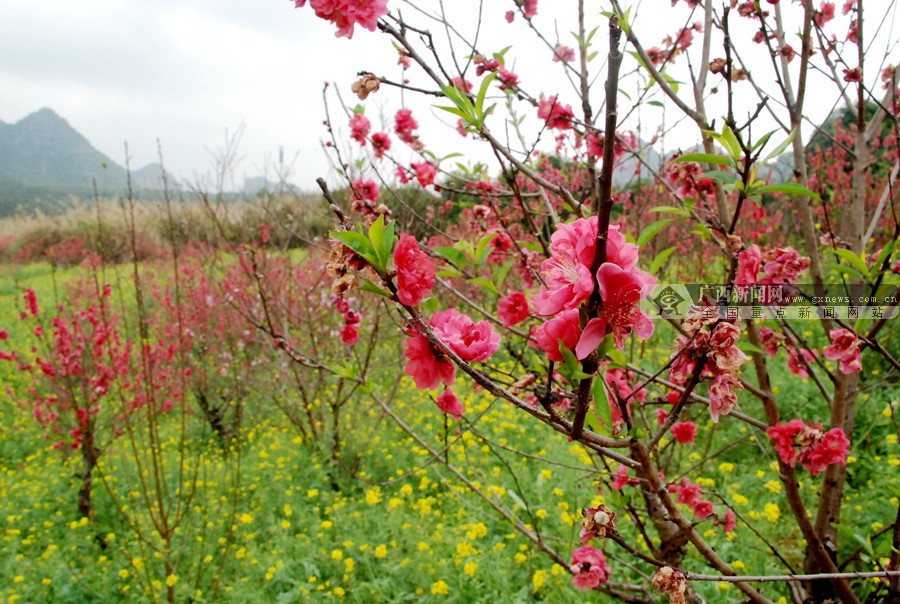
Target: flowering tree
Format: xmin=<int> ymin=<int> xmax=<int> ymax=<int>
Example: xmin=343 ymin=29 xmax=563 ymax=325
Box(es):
xmin=284 ymin=0 xmax=900 ymax=601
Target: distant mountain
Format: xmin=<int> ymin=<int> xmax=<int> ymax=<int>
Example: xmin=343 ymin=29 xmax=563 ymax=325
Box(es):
xmin=131 ymin=163 xmax=180 ymax=191
xmin=0 ymin=108 xmax=127 ymax=189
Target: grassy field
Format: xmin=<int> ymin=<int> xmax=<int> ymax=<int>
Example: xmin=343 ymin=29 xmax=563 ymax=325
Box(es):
xmin=1 ymin=256 xmax=899 ymax=604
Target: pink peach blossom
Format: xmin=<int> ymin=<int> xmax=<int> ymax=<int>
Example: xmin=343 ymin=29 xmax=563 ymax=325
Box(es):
xmin=411 ymin=161 xmax=437 ymax=187
xmin=393 ymin=234 xmax=435 ymax=306
xmin=394 ymin=108 xmax=419 ymax=145
xmin=736 ymin=244 xmax=761 ymax=285
xmin=498 ymin=292 xmax=530 ymax=327
xmin=537 ymin=96 xmax=575 ymax=130
xmin=436 ymin=389 xmax=464 ymax=419
xmin=553 ymin=44 xmax=575 ymax=63
xmin=403 ymin=333 xmax=455 ymax=390
xmin=371 ymin=132 xmax=391 ymax=159
xmin=823 ymin=328 xmax=862 ymax=374
xmin=349 ymin=113 xmax=370 ymax=145
xmin=570 ymin=546 xmax=610 ymax=591
xmin=575 ymin=263 xmax=654 ymax=357
xmin=294 ymin=0 xmax=389 ymax=39
xmin=533 ymin=308 xmax=581 ymax=362
xmin=671 ymin=421 xmax=697 ymax=443
xmin=798 ymin=427 xmax=850 ymax=476
xmin=708 ymin=372 xmax=740 ymax=422
xmin=766 ymin=419 xmax=806 ymax=466
xmin=693 ymin=500 xmax=714 ymax=520
xmin=430 ymin=308 xmax=500 ymax=363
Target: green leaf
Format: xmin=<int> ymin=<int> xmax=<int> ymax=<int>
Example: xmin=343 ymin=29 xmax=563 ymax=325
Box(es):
xmin=649 ymin=205 xmax=688 ymax=217
xmin=737 ymin=342 xmax=764 ymax=355
xmin=662 ymin=72 xmax=682 ymax=94
xmin=827 ymin=262 xmax=868 ymax=283
xmin=436 ymin=267 xmax=464 ymax=278
xmin=649 ymin=247 xmax=676 ymax=275
xmin=334 ymin=362 xmax=359 ymax=380
xmin=752 ymin=183 xmax=821 ymax=201
xmin=751 ymin=128 xmax=777 ymax=153
xmin=367 ymin=215 xmax=388 ymax=274
xmin=606 ymin=348 xmax=628 ymax=368
xmin=434 ymin=246 xmax=467 ymax=266
xmin=474 ymin=232 xmax=499 ymax=267
xmin=359 ymin=278 xmax=391 ymax=298
xmin=558 ymin=342 xmax=591 ymax=383
xmin=703 ymin=170 xmax=738 ymax=185
xmin=332 ymin=230 xmax=379 ymax=269
xmin=648 ymin=100 xmax=664 ymax=107
xmin=761 ymin=128 xmax=796 ymax=164
xmin=470 ymin=277 xmax=498 ymax=294
xmin=592 ymin=371 xmax=612 ymax=434
xmin=833 ymin=248 xmax=871 ymax=281
xmin=421 ymin=297 xmax=440 ymax=313
xmin=636 ymin=219 xmax=672 ymax=248
xmin=874 ymin=238 xmax=899 ymax=272
xmin=720 ymin=123 xmax=742 ymax=160
xmin=675 ymin=153 xmax=734 ymax=168
xmin=495 ymin=260 xmax=515 ymax=289
xmin=456 ymin=239 xmax=475 ymax=262
xmin=436 ymin=105 xmax=471 ymax=120
xmin=475 ymin=72 xmax=497 ymax=121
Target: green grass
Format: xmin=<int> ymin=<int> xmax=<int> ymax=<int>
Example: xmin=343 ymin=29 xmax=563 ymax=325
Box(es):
xmin=1 ymin=258 xmax=899 ymax=603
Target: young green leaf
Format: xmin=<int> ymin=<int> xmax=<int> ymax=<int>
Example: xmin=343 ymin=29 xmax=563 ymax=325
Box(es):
xmin=635 ymin=219 xmax=672 ymax=249
xmin=761 ymin=128 xmax=796 ymax=164
xmin=332 ymin=230 xmax=379 ymax=269
xmin=592 ymin=372 xmax=612 ymax=434
xmin=675 ymin=153 xmax=734 ymax=168
xmin=753 ymin=183 xmax=821 ymax=201
xmin=833 ymin=248 xmax=870 ymax=281
xmin=359 ymin=278 xmax=392 ymax=298
xmin=649 ymin=247 xmax=676 ymax=276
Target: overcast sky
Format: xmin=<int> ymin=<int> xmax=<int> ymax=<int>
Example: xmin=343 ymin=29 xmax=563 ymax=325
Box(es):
xmin=2 ymin=1 xmax=897 ymax=192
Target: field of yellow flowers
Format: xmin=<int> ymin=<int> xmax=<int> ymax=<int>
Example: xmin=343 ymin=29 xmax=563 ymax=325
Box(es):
xmin=2 ymin=258 xmax=900 ymax=604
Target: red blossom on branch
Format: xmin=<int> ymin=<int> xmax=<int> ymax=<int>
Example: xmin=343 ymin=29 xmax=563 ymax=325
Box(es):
xmin=293 ymin=0 xmax=389 ymax=39
xmin=570 ymin=546 xmax=610 ymax=590
xmin=393 ymin=233 xmax=435 ymax=306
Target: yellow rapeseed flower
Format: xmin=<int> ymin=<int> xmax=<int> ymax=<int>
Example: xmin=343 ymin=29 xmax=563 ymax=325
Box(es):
xmin=365 ymin=489 xmax=382 ymax=506
xmin=375 ymin=544 xmax=387 ymax=558
xmin=431 ymin=580 xmax=449 ymax=595
xmin=533 ymin=569 xmax=548 ymax=590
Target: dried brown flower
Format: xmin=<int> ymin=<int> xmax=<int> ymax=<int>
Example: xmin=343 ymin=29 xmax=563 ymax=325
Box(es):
xmin=351 ymin=73 xmax=381 ymax=100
